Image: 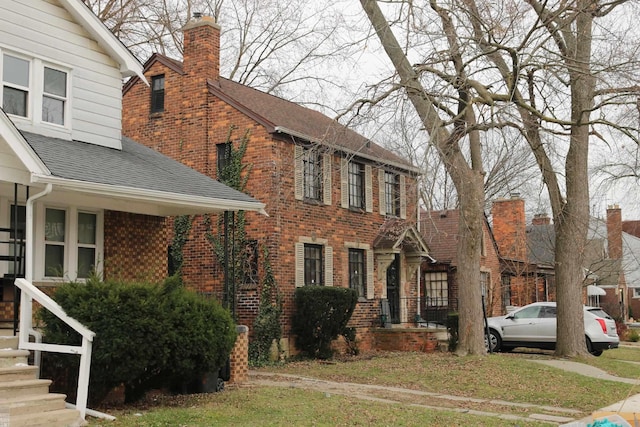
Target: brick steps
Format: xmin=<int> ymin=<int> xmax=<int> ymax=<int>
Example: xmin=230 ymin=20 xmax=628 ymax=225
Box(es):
xmin=0 ymin=336 xmax=82 ymax=427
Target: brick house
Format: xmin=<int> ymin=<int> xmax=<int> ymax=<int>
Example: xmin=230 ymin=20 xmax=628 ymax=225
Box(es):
xmin=491 ymin=197 xmax=555 ymax=309
xmin=490 ymin=196 xmax=640 ymax=320
xmin=122 ymin=14 xmax=433 ymax=354
xmin=419 ymin=209 xmax=503 ymax=320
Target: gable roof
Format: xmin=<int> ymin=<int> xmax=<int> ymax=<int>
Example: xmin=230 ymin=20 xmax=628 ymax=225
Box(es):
xmin=527 ymin=216 xmax=640 ymax=287
xmin=420 ymin=210 xmax=460 ymax=264
xmin=15 ymin=130 xmax=265 ymax=216
xmin=58 ymin=0 xmax=145 ymax=81
xmin=373 ymin=218 xmax=432 ymax=259
xmin=128 ymin=54 xmax=419 ymax=174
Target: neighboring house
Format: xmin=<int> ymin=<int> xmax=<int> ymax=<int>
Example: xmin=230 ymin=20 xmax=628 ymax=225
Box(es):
xmin=122 ymin=14 xmax=431 ymax=353
xmin=490 ymin=196 xmax=638 ymax=320
xmin=492 ymin=197 xmax=556 ymax=309
xmin=419 ymin=209 xmax=504 ymax=320
xmin=0 ymin=0 xmax=265 ymax=326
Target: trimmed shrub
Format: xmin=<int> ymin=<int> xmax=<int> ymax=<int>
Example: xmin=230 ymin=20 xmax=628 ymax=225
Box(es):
xmin=292 ymin=286 xmax=357 ymax=359
xmin=39 ymin=276 xmax=236 ymax=404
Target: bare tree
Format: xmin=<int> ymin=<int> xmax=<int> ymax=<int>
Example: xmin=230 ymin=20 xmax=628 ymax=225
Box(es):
xmin=84 ymin=0 xmax=363 ymax=105
xmin=360 ymin=0 xmax=488 ymax=355
xmin=358 ymin=0 xmax=639 ymax=357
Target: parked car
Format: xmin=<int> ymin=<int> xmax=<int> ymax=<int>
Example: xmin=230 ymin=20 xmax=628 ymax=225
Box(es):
xmin=485 ymin=302 xmax=619 ymax=356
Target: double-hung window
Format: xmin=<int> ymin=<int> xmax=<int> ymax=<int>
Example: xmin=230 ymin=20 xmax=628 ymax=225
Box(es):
xmin=42 ymin=66 xmax=67 ymax=125
xmin=384 ymin=172 xmax=400 ymax=216
xmin=2 ymin=54 xmax=30 ymax=117
xmin=2 ymin=52 xmax=69 ymax=127
xmin=150 ymin=75 xmax=165 ymax=113
xmin=304 ymin=244 xmax=323 ymax=286
xmin=348 ymin=161 xmax=365 ymax=209
xmin=294 ymin=145 xmax=331 ymax=205
xmin=41 ymin=206 xmax=101 ymax=280
xmin=348 ymin=248 xmax=365 ymax=298
xmin=44 ymin=208 xmax=66 ymax=277
xmin=303 ymin=148 xmax=322 ymax=201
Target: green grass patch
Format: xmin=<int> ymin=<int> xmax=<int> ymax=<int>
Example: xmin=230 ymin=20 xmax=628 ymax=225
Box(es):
xmin=90 ymin=387 xmax=552 ymax=427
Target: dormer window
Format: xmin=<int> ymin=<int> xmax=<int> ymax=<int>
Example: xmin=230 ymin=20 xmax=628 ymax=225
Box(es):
xmin=151 ymin=75 xmax=165 ymax=113
xmin=1 ymin=51 xmax=69 ymax=127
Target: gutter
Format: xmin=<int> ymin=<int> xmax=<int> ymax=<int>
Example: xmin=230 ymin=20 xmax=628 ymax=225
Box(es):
xmin=31 ymin=174 xmax=268 ymax=216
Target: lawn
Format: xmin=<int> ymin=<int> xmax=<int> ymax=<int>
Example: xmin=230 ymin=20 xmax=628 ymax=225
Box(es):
xmin=86 ymin=346 xmax=640 ymax=427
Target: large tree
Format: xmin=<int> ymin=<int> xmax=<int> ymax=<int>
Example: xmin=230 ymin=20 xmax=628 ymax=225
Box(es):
xmin=359 ymin=0 xmax=639 ymax=357
xmin=360 ymin=0 xmax=488 ymax=355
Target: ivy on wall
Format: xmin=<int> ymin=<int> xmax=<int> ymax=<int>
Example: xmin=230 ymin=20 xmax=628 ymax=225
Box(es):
xmin=170 ymin=215 xmax=193 ymax=277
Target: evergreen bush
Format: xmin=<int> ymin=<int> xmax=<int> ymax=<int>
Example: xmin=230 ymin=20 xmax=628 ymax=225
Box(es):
xmin=291 ymin=286 xmax=357 ymax=359
xmin=39 ymin=276 xmax=236 ymax=404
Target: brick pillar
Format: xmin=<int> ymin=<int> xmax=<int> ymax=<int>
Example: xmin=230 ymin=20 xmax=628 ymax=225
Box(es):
xmin=229 ymin=325 xmax=249 ymax=384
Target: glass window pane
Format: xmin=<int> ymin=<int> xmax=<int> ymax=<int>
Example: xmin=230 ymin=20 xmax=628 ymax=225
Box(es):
xmin=44 ymin=67 xmax=66 ymax=97
xmin=77 ymin=247 xmax=95 ymax=278
xmin=3 ymin=86 xmax=27 ymax=116
xmin=78 ymin=213 xmax=96 ymax=244
xmin=45 ymin=244 xmax=64 ymax=277
xmin=42 ymin=96 xmax=64 ymax=125
xmin=3 ymin=55 xmax=29 ymax=87
xmin=45 ymin=209 xmax=65 ymax=242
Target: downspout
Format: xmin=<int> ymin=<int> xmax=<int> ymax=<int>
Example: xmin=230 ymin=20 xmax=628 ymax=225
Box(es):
xmin=25 ymin=184 xmax=52 ymax=282
xmin=416 ymin=182 xmax=421 ymax=324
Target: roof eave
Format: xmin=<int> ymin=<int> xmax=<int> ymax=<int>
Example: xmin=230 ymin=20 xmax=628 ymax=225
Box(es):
xmin=273 ymin=125 xmax=421 ymax=175
xmin=31 ymin=174 xmax=268 ymax=216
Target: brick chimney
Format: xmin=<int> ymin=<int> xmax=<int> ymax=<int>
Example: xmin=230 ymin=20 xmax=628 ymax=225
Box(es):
xmin=607 ymin=205 xmax=623 ymax=259
xmin=532 ymin=213 xmax=551 ymax=225
xmin=182 ymin=13 xmax=221 ymax=82
xmin=491 ymin=195 xmax=527 ymax=260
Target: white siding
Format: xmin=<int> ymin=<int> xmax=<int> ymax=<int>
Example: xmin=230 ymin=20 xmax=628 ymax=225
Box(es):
xmin=0 ymin=139 xmax=30 ymax=185
xmin=0 ymin=0 xmax=123 ymax=149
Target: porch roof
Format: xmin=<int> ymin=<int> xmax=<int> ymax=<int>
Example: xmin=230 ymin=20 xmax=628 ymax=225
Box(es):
xmin=7 ymin=128 xmax=266 ymax=217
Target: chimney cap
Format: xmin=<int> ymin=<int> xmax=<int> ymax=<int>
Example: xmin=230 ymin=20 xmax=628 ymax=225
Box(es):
xmin=193 ymin=12 xmax=203 ymax=19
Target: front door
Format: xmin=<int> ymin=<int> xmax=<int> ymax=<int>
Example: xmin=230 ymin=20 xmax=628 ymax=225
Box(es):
xmin=386 ymin=254 xmax=400 ymax=323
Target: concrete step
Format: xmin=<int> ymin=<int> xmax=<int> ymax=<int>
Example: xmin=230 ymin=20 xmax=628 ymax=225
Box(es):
xmin=0 ymin=335 xmax=18 ymax=348
xmin=0 ymin=378 xmax=52 ymax=399
xmin=7 ymin=408 xmax=83 ymax=427
xmin=2 ymin=392 xmax=67 ymax=417
xmin=0 ymin=348 xmax=29 ymax=367
xmin=0 ymin=364 xmax=37 ymax=382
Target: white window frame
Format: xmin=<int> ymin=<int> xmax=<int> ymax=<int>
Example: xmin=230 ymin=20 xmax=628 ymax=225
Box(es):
xmin=0 ymin=48 xmax=71 ymax=131
xmin=34 ymin=204 xmax=103 ymax=282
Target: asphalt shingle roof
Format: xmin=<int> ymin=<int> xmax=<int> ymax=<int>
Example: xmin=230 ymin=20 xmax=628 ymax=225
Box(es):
xmin=22 ymin=131 xmax=260 ymax=204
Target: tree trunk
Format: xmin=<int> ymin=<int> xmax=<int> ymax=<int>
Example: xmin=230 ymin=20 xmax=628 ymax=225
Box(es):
xmin=360 ymin=0 xmax=486 ymax=354
xmin=554 ymin=1 xmax=595 ymax=356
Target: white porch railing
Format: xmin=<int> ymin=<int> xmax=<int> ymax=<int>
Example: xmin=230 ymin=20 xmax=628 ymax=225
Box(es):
xmin=15 ymin=278 xmax=95 ymax=420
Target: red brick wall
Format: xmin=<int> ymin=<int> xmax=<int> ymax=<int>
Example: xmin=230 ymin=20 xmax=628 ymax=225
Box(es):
xmin=491 ymin=197 xmax=527 ymax=260
xmin=103 ymin=211 xmax=167 ymax=283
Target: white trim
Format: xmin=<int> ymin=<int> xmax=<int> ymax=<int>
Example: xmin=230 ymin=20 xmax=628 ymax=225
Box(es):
xmin=30 ymin=174 xmax=267 ymax=215
xmin=0 ymin=110 xmax=49 ymax=175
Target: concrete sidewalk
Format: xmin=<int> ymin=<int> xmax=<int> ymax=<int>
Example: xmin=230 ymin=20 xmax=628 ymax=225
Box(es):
xmin=530 ymin=359 xmax=640 ymax=425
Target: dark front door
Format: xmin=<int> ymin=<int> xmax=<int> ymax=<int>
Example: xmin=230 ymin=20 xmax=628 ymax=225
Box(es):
xmin=386 ymin=254 xmax=400 ymax=323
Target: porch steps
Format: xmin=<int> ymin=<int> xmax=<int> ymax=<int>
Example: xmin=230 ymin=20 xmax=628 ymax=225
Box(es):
xmin=0 ymin=336 xmax=82 ymax=427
